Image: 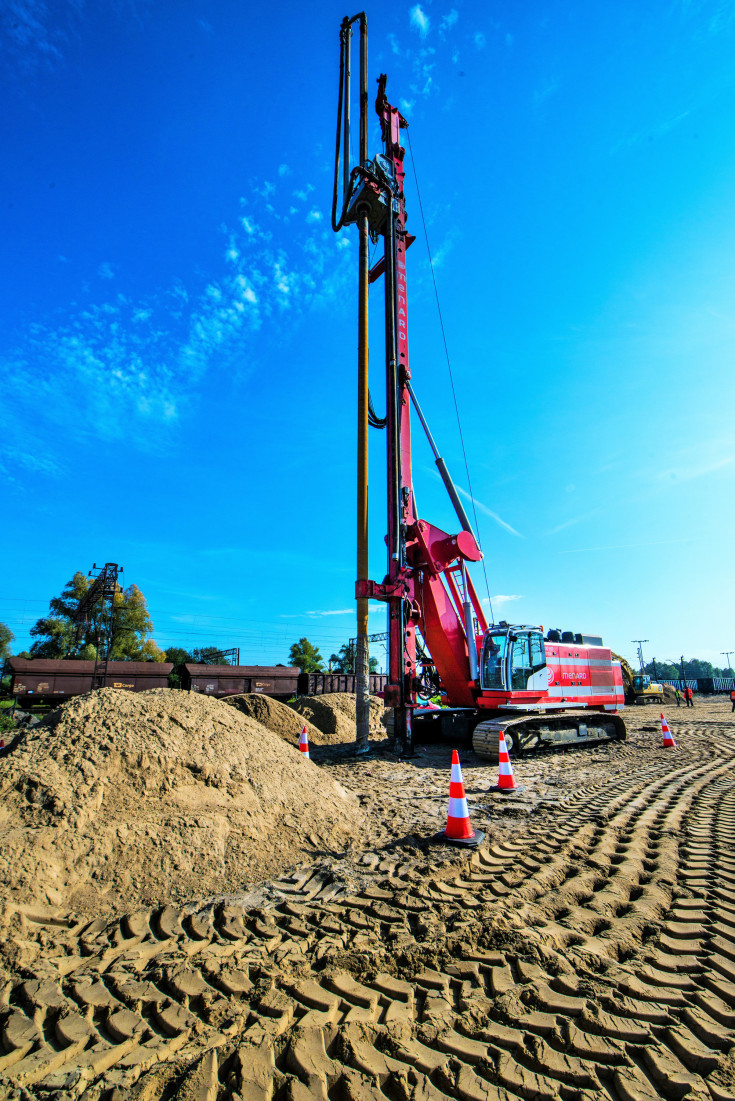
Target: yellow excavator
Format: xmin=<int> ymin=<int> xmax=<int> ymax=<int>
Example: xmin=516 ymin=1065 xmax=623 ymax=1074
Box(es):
xmin=614 ymin=653 xmax=665 ymax=705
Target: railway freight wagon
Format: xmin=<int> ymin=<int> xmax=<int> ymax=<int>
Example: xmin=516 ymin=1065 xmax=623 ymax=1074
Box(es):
xmin=182 ymin=664 xmax=301 ymax=699
xmin=297 ymin=672 xmax=388 ymax=696
xmin=7 ymin=658 xmax=173 ymax=708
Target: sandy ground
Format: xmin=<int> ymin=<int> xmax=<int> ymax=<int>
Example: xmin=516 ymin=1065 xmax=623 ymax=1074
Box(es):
xmin=1 ymin=696 xmax=734 ymax=1100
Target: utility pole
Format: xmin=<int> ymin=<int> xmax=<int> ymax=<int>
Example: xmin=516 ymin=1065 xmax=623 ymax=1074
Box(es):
xmin=680 ymin=655 xmax=688 ymax=692
xmin=721 ymin=651 xmax=734 ymax=675
xmin=651 ymin=657 xmax=659 ymax=681
xmin=632 ymin=640 xmax=648 ymax=674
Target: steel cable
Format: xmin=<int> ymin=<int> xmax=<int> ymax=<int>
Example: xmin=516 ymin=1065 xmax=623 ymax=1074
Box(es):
xmin=406 ymin=127 xmax=494 ymax=624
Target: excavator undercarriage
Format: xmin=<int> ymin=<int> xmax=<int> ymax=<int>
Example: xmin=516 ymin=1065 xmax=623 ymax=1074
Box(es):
xmin=472 ymin=711 xmax=626 ymax=761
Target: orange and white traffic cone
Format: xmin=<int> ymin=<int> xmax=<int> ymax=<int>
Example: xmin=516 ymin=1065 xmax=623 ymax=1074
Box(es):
xmin=497 ymin=732 xmax=517 ymax=790
xmin=661 ymin=713 xmax=676 ymax=749
xmin=434 ymin=750 xmax=484 ymax=847
xmin=488 ymin=729 xmax=525 ymax=793
xmin=298 ymin=726 xmax=310 ymax=759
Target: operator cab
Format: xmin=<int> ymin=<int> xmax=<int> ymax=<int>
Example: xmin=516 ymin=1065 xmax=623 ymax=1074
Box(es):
xmin=632 ymin=675 xmax=651 ymax=692
xmin=480 ymin=624 xmax=547 ymax=692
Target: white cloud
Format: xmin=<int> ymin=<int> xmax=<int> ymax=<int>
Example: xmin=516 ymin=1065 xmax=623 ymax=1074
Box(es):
xmin=388 ymin=32 xmax=401 ymax=55
xmin=98 ymin=261 xmax=115 ymax=280
xmin=559 ymin=539 xmax=693 ymax=555
xmin=306 ymin=609 xmax=353 ymax=616
xmin=483 ymin=594 xmax=523 ymax=606
xmin=440 ymin=10 xmax=458 ymax=34
xmin=306 ymin=209 xmax=323 ymax=224
xmin=548 ymin=509 xmax=600 ymax=534
xmin=455 ymin=485 xmax=524 ymax=537
xmin=473 ymin=31 xmax=486 ymax=49
xmin=280 ymin=605 xmax=386 ymax=619
xmin=1 ymin=173 xmax=354 ymax=468
xmin=534 ymin=77 xmax=561 ymax=106
xmin=657 ymin=455 xmax=734 ymax=482
xmin=400 ymin=97 xmax=416 ymax=115
xmin=410 ymin=4 xmax=430 ymax=38
xmin=278 ymin=163 xmax=291 ymax=177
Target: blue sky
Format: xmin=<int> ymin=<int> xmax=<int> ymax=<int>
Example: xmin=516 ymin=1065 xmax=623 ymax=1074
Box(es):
xmin=2 ymin=0 xmax=734 ymax=673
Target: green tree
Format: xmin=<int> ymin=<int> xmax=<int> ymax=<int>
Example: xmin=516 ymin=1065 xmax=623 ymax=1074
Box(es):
xmin=645 ymin=661 xmax=679 ymax=680
xmin=165 ymin=647 xmax=191 ymax=668
xmin=683 ymin=658 xmax=714 ymax=679
xmin=645 ymin=658 xmax=733 ymax=681
xmin=165 ymin=647 xmax=191 ymax=689
xmin=329 ymin=641 xmax=379 ymax=673
xmin=29 ymin=571 xmax=165 ymax=661
xmin=0 ymin=622 xmax=14 ymax=662
xmin=165 ymin=647 xmax=232 ymax=686
xmin=188 ymin=647 xmax=232 ymax=665
xmin=288 ymin=637 xmax=324 ymax=672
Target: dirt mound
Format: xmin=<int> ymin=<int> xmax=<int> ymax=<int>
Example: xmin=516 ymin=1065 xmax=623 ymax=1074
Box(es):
xmin=0 ymin=688 xmax=364 ymax=916
xmin=221 ymin=693 xmax=323 ymax=745
xmin=662 ymin=683 xmax=677 ymax=701
xmin=289 ymin=693 xmax=389 ymax=744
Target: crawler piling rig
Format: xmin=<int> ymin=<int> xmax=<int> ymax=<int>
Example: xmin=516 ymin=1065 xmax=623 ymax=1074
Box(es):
xmin=332 ymin=15 xmax=626 ymax=758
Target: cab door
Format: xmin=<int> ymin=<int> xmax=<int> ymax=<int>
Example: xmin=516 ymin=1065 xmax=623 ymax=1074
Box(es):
xmin=508 ymin=632 xmax=547 ymax=694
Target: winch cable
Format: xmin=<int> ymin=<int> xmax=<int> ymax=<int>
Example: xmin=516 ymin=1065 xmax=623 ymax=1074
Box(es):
xmin=407 ymin=127 xmax=494 ymax=624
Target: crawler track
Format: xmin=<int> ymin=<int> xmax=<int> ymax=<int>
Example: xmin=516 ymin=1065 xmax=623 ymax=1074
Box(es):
xmin=2 ymin=721 xmax=735 ymax=1099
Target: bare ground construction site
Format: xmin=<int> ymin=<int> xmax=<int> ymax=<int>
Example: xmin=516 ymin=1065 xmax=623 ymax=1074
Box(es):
xmin=1 ymin=688 xmax=735 ymax=1100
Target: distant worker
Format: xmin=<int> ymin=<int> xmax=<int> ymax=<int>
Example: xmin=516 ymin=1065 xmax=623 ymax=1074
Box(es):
xmin=675 ymin=687 xmax=681 ymax=707
xmin=730 ymin=688 xmax=735 ymax=712
xmin=685 ymin=686 xmax=694 ymax=707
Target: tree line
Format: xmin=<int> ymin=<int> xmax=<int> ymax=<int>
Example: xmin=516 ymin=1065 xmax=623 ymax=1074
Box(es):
xmin=287 ymin=637 xmax=379 ymax=673
xmin=0 ymin=574 xmax=379 ymax=679
xmin=5 ymin=573 xmax=725 ymax=683
xmin=644 ymin=658 xmax=734 ymax=680
xmin=0 ymin=571 xmax=233 ymax=675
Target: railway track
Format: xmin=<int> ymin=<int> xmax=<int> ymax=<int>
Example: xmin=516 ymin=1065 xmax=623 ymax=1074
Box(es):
xmin=1 ymin=722 xmax=735 ymax=1099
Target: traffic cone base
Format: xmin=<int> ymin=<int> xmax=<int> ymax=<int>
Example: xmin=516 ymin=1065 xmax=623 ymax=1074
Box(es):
xmin=298 ymin=726 xmax=310 ymax=759
xmin=660 ymin=712 xmax=676 ymax=749
xmin=433 ymin=750 xmax=485 ymax=848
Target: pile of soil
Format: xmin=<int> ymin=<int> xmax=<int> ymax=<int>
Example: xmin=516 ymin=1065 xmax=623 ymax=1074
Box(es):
xmin=662 ymin=684 xmax=677 ymax=702
xmin=289 ymin=693 xmax=389 ymax=744
xmin=0 ymin=688 xmax=364 ymax=916
xmin=221 ymin=693 xmax=323 ymax=746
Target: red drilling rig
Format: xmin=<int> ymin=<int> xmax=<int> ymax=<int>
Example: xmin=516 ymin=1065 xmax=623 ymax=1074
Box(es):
xmin=332 ymin=14 xmax=626 ymax=759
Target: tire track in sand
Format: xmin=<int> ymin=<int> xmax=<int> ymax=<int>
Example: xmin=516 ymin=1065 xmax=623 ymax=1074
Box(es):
xmin=1 ymin=724 xmax=735 ymax=1099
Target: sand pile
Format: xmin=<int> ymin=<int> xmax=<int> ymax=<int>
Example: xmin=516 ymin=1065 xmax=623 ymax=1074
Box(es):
xmin=221 ymin=694 xmax=323 ymax=746
xmin=289 ymin=692 xmax=389 ymax=744
xmin=0 ymin=688 xmax=363 ymax=916
xmin=662 ymin=684 xmax=677 ymax=702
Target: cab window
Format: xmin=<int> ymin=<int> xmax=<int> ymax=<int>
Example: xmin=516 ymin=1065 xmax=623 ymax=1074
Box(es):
xmin=529 ymin=632 xmax=546 ymax=673
xmin=482 ymin=634 xmax=506 ymax=690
